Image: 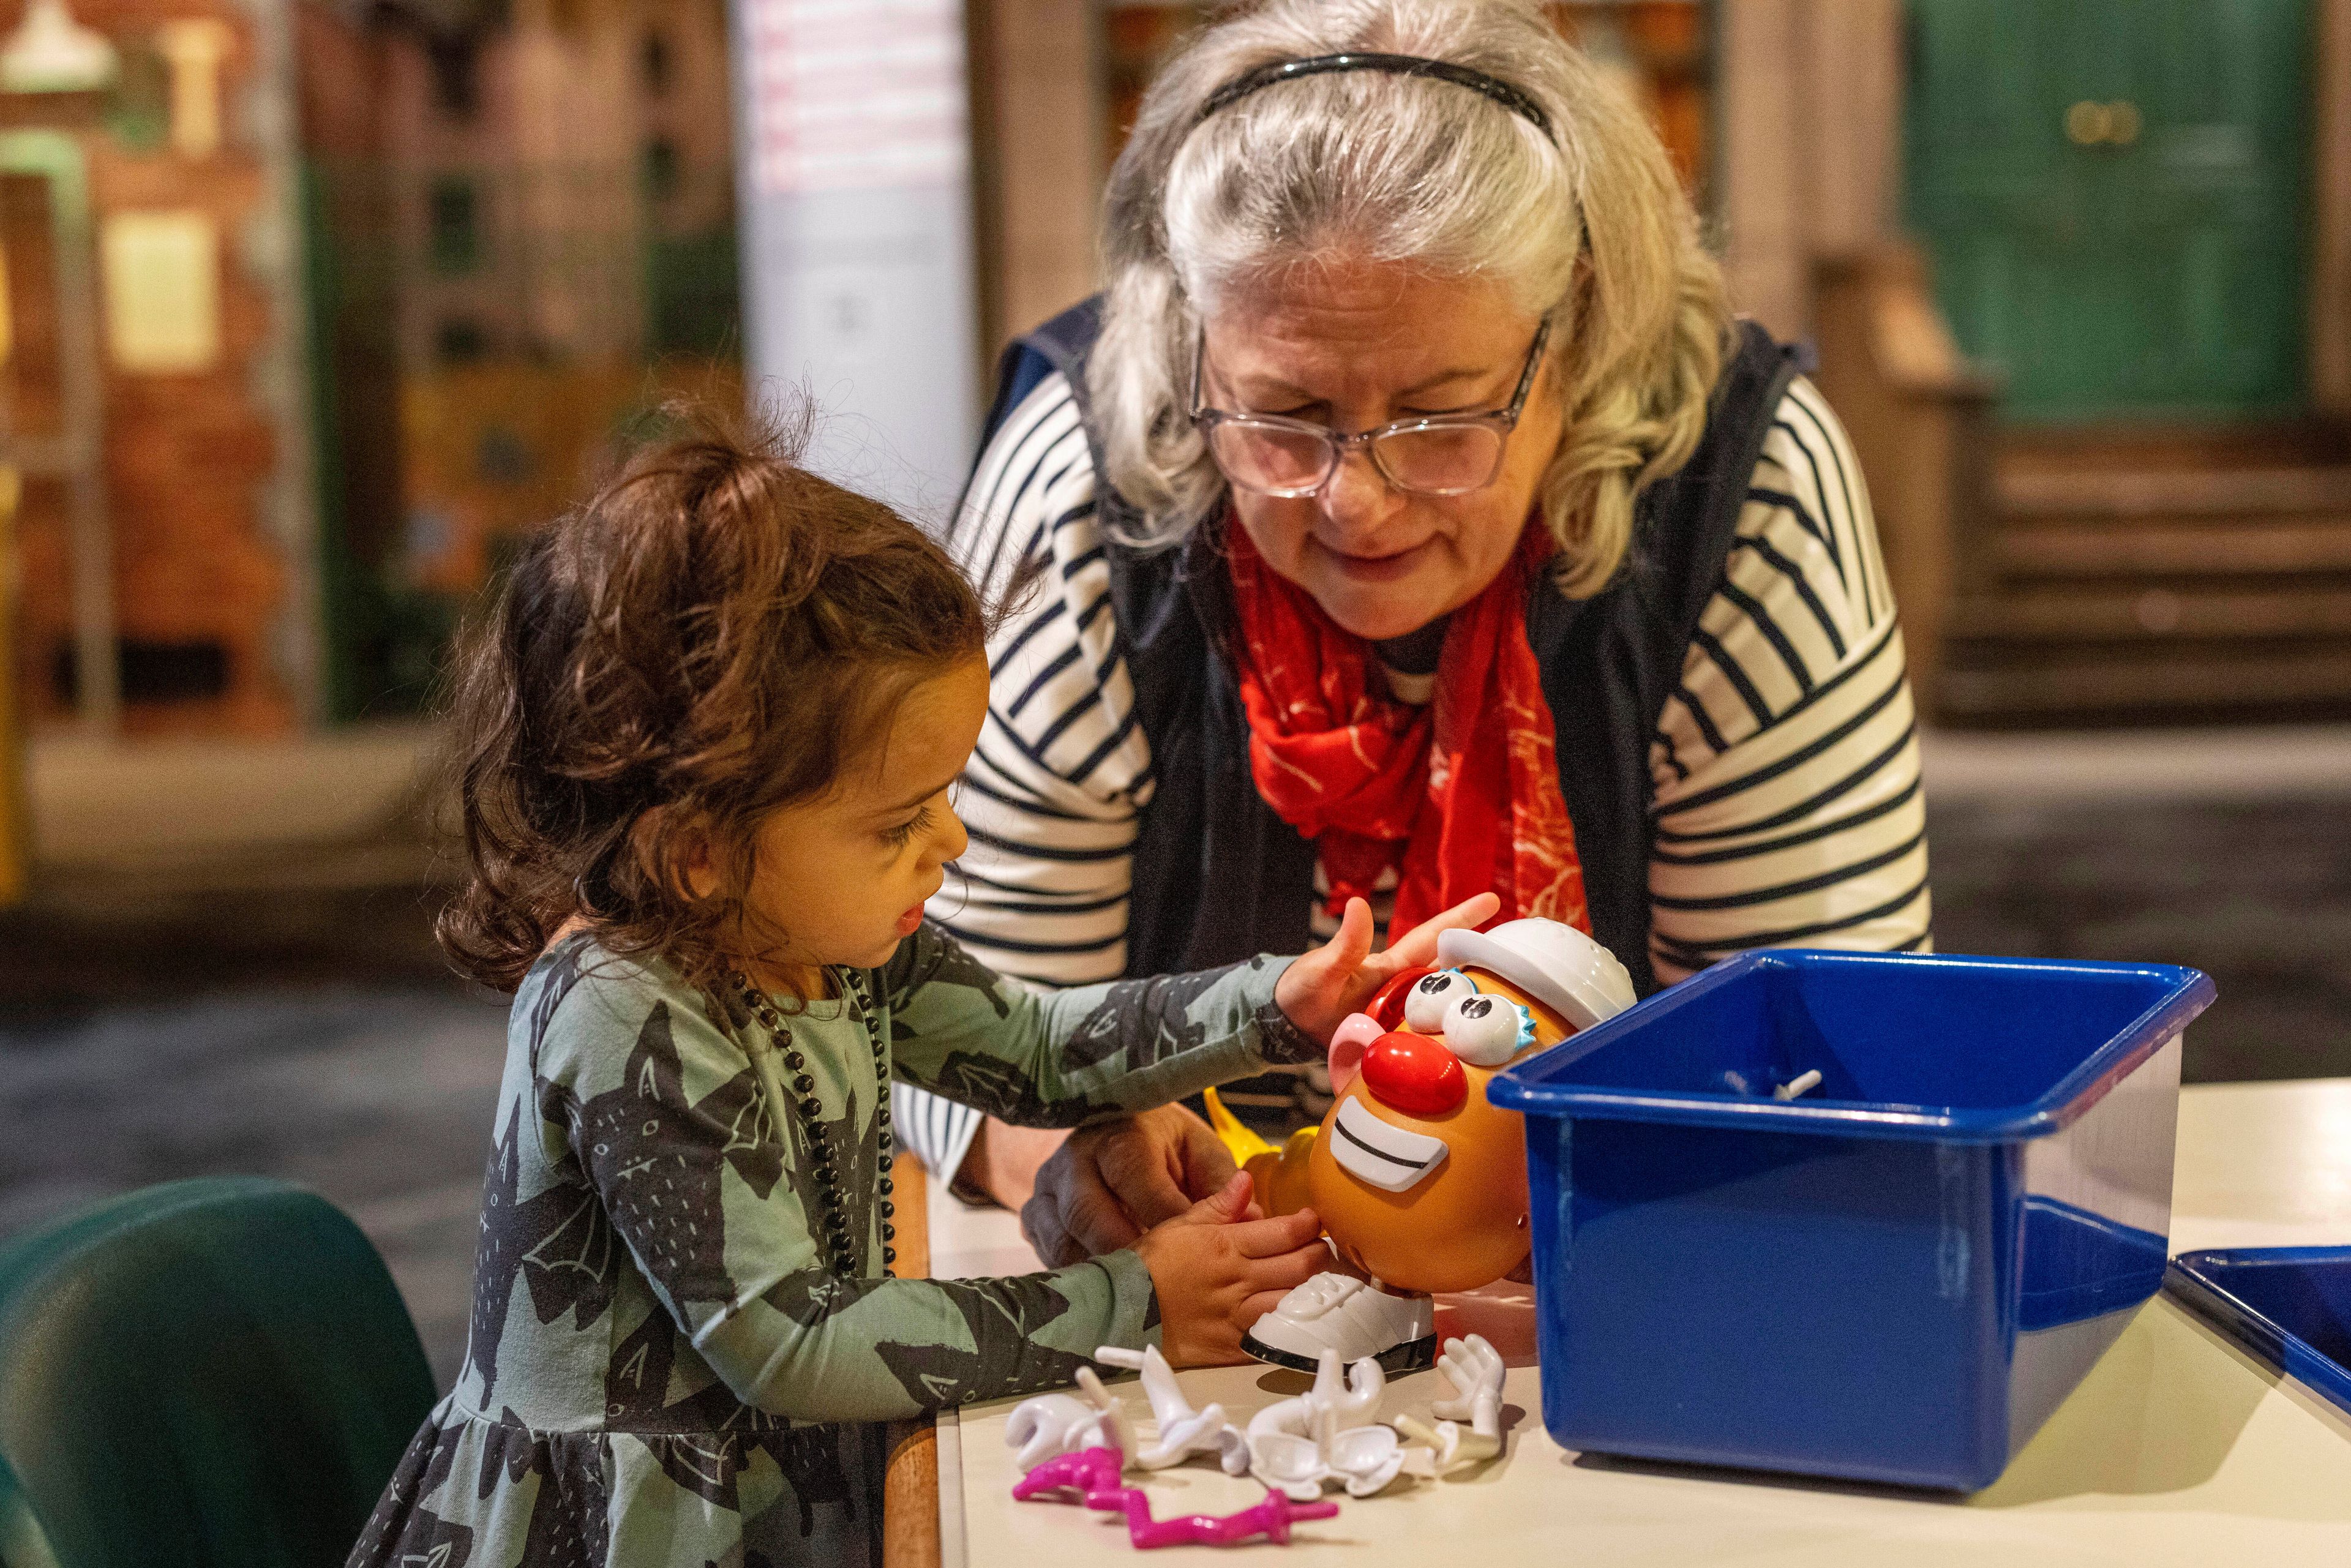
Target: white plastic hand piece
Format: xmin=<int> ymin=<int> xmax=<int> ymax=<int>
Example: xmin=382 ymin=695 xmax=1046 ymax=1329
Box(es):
xmin=1393 ymin=1333 xmax=1507 ymax=1471
xmin=1245 ymin=1348 xmax=1404 ymax=1500
xmin=1007 ymin=1392 xmax=1117 ymax=1471
xmin=1428 ymin=1334 xmax=1504 ymax=1430
xmin=1093 ymin=1345 xmax=1249 ymax=1474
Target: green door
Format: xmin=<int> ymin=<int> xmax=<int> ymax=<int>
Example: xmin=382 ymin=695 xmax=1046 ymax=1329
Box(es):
xmin=1905 ymin=0 xmax=2311 ymax=421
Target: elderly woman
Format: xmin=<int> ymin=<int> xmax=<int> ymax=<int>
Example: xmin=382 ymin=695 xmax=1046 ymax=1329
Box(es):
xmin=901 ymin=0 xmax=1931 ymax=1265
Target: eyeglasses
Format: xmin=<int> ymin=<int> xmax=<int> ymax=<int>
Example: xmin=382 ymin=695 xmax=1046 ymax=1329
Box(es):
xmin=1190 ymin=319 xmax=1551 ymax=498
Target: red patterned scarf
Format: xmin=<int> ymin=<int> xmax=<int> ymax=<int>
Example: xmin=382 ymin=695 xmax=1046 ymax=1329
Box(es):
xmin=1224 ymin=517 xmax=1589 ymax=935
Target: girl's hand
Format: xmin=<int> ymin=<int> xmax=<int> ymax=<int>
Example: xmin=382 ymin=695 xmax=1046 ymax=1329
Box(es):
xmin=1130 ymin=1172 xmax=1327 ymax=1367
xmin=1274 ymin=891 xmax=1502 ymax=1043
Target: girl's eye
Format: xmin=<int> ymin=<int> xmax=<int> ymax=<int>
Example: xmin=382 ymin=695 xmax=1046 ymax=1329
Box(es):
xmin=1441 ymin=993 xmax=1533 ymax=1067
xmin=883 ymin=805 xmax=933 ymax=849
xmin=1404 ymin=969 xmax=1477 ymax=1033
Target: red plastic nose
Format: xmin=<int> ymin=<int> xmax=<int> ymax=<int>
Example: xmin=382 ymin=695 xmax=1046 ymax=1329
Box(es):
xmin=1360 ymin=1030 xmax=1468 ymax=1117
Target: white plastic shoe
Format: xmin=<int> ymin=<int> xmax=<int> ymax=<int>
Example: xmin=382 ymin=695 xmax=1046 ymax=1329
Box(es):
xmin=1242 ymin=1272 xmax=1438 ymax=1373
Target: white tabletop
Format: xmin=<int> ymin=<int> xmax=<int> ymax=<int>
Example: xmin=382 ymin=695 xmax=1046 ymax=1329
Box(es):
xmin=935 ymin=1079 xmax=2351 ymax=1564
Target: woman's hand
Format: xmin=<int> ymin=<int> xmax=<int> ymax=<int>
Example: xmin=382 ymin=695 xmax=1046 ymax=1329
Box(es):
xmin=1274 ymin=891 xmax=1502 ymax=1043
xmin=1130 ymin=1172 xmax=1327 ymax=1367
xmin=1020 ymin=1104 xmax=1240 ymax=1267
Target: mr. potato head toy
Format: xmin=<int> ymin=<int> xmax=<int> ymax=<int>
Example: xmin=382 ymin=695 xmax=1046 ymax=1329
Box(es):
xmin=1213 ymin=917 xmax=1635 ymax=1373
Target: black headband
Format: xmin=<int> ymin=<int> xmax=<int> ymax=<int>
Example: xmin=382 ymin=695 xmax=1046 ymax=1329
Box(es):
xmin=1191 ymin=52 xmax=1554 ymax=141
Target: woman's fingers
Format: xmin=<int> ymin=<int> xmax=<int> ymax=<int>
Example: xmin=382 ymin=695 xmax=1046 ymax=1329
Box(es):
xmin=1385 ymin=891 xmax=1501 ymax=967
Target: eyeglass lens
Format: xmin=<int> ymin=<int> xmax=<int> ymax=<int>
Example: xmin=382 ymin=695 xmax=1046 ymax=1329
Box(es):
xmin=1207 ymin=420 xmax=1506 ymax=497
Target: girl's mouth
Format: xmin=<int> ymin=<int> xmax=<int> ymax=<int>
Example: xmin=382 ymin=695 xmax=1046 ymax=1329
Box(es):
xmin=895 ymin=903 xmax=924 ymax=937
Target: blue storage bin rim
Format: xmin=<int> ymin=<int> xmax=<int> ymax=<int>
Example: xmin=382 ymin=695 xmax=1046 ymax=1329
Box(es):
xmin=2164 ymin=1247 xmax=2351 ymax=1422
xmin=1488 ymin=949 xmax=2214 ymax=1144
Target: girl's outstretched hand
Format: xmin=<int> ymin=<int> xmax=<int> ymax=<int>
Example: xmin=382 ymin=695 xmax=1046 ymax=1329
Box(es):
xmin=1273 ymin=891 xmax=1502 ymax=1043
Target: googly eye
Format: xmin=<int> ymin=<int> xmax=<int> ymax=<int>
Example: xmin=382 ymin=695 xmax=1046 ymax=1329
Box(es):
xmin=1442 ymin=992 xmax=1534 ymax=1067
xmin=1404 ymin=969 xmax=1477 ymax=1033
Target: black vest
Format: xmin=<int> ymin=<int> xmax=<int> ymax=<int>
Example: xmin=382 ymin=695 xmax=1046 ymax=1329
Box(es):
xmin=1001 ymin=300 xmax=1799 ymax=997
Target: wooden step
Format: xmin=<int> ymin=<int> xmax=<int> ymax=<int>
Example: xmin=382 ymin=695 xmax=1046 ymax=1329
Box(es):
xmin=1938 ymin=644 xmax=2351 ymax=722
xmin=1998 ymin=465 xmax=2351 ymax=519
xmin=1943 ymin=447 xmax=2351 ymax=721
xmin=1954 ymin=587 xmax=2351 ymax=641
xmin=1994 ymin=518 xmax=2351 ymax=579
xmin=1997 ymin=419 xmax=2351 ymax=475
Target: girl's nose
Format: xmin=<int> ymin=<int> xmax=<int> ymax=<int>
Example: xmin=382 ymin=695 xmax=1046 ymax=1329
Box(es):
xmin=1360 ymin=1030 xmax=1467 ymax=1117
xmin=937 ymin=804 xmax=970 ymax=865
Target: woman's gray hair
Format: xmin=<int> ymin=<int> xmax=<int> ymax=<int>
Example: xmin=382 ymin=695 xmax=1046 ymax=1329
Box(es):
xmin=1092 ymin=0 xmax=1731 ymax=596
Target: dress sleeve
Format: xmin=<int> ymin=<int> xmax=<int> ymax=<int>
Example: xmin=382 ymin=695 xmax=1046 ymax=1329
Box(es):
xmin=897 ymin=369 xmax=1160 ymax=1178
xmin=882 ymin=921 xmax=1319 ymax=1127
xmin=536 ymin=964 xmax=1162 ymax=1425
xmin=1646 ymin=377 xmax=1933 ymax=983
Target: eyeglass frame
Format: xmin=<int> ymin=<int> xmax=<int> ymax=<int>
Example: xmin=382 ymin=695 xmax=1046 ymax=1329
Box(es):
xmin=1188 ymin=317 xmax=1554 ymax=498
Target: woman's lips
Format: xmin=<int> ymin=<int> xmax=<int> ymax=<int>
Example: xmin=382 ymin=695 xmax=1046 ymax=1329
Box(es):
xmin=1319 ymin=537 xmax=1433 ymax=584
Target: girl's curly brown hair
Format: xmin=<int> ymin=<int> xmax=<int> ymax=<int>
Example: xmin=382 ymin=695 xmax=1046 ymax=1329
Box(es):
xmin=437 ymin=405 xmax=989 ymax=994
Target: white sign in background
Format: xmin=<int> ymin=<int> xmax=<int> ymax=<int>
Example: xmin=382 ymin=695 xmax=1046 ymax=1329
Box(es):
xmin=745 ymin=0 xmax=968 ymax=195
xmin=733 ymin=0 xmax=979 ymax=521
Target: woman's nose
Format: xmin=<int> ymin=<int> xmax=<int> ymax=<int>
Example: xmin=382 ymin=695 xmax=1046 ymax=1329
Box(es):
xmin=1360 ymin=1030 xmax=1467 ymax=1117
xmin=1317 ymin=443 xmax=1398 ymax=531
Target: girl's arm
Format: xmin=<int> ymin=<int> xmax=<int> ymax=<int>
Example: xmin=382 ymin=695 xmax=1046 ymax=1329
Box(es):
xmin=877 ymin=922 xmax=1319 ymax=1127
xmin=542 ymin=973 xmax=1160 ymax=1425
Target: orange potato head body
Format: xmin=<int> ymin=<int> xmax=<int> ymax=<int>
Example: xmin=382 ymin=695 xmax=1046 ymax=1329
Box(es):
xmin=1305 ymin=968 xmax=1568 ymax=1292
xmin=1240 ymin=920 xmax=1638 ymax=1370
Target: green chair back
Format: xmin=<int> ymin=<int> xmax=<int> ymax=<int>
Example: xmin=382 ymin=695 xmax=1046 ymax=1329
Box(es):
xmin=0 ymin=1178 xmax=436 ymax=1568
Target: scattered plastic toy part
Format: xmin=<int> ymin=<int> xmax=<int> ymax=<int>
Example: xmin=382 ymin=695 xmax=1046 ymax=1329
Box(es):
xmin=1247 ymin=1348 xmax=1405 ymax=1499
xmin=1093 ymin=1345 xmax=1250 ymax=1474
xmin=1774 ymin=1068 xmax=1824 ymax=1100
xmin=1011 ymin=1444 xmax=1128 ymax=1504
xmin=1014 ymin=1445 xmax=1340 ymax=1549
xmin=1007 ymin=1393 xmax=1112 ymax=1471
xmin=1391 ymin=1333 xmax=1506 ymax=1472
xmin=1007 ymin=1365 xmax=1133 ymax=1469
xmin=1104 ymin=1484 xmax=1340 ymax=1549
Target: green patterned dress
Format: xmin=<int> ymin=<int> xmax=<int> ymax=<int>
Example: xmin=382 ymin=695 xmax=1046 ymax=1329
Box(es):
xmin=349 ymin=923 xmax=1313 ymax=1568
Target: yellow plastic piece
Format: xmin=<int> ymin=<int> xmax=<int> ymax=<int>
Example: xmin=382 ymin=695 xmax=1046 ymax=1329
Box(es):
xmin=1247 ymin=1127 xmax=1320 ymax=1219
xmin=1205 ymin=1089 xmax=1319 ymax=1219
xmin=1202 ymin=1086 xmax=1275 ymax=1164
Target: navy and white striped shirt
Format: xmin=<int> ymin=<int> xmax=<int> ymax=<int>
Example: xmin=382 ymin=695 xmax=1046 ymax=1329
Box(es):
xmin=901 ymin=369 xmax=1931 ymax=1180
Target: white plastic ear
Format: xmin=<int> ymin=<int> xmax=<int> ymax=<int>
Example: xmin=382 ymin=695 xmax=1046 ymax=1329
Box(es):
xmin=1442 ymin=992 xmax=1531 ymax=1067
xmin=1404 ymin=969 xmax=1477 ymax=1033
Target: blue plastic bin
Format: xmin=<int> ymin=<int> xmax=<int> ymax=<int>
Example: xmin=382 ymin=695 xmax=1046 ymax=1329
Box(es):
xmin=1488 ymin=949 xmax=2214 ymax=1491
xmin=2165 ymin=1247 xmax=2351 ymax=1421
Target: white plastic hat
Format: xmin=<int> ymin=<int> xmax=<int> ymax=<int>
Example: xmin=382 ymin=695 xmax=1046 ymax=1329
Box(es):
xmin=1438 ymin=918 xmax=1636 ymax=1035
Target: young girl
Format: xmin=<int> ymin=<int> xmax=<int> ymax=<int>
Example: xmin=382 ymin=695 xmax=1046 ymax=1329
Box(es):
xmin=350 ymin=412 xmax=1494 ymax=1567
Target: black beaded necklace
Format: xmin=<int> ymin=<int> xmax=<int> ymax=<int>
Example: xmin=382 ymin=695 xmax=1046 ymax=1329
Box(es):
xmin=729 ymin=965 xmax=896 ymax=1278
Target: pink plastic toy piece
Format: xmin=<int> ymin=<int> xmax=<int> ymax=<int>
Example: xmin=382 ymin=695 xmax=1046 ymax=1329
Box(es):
xmin=1016 ymin=1444 xmax=1340 ymax=1548
xmin=1103 ymin=1487 xmax=1340 ymax=1549
xmin=1012 ymin=1445 xmax=1125 ymax=1504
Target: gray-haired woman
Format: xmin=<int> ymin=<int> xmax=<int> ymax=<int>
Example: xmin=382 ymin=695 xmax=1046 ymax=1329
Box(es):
xmin=902 ymin=0 xmax=1932 ymax=1271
